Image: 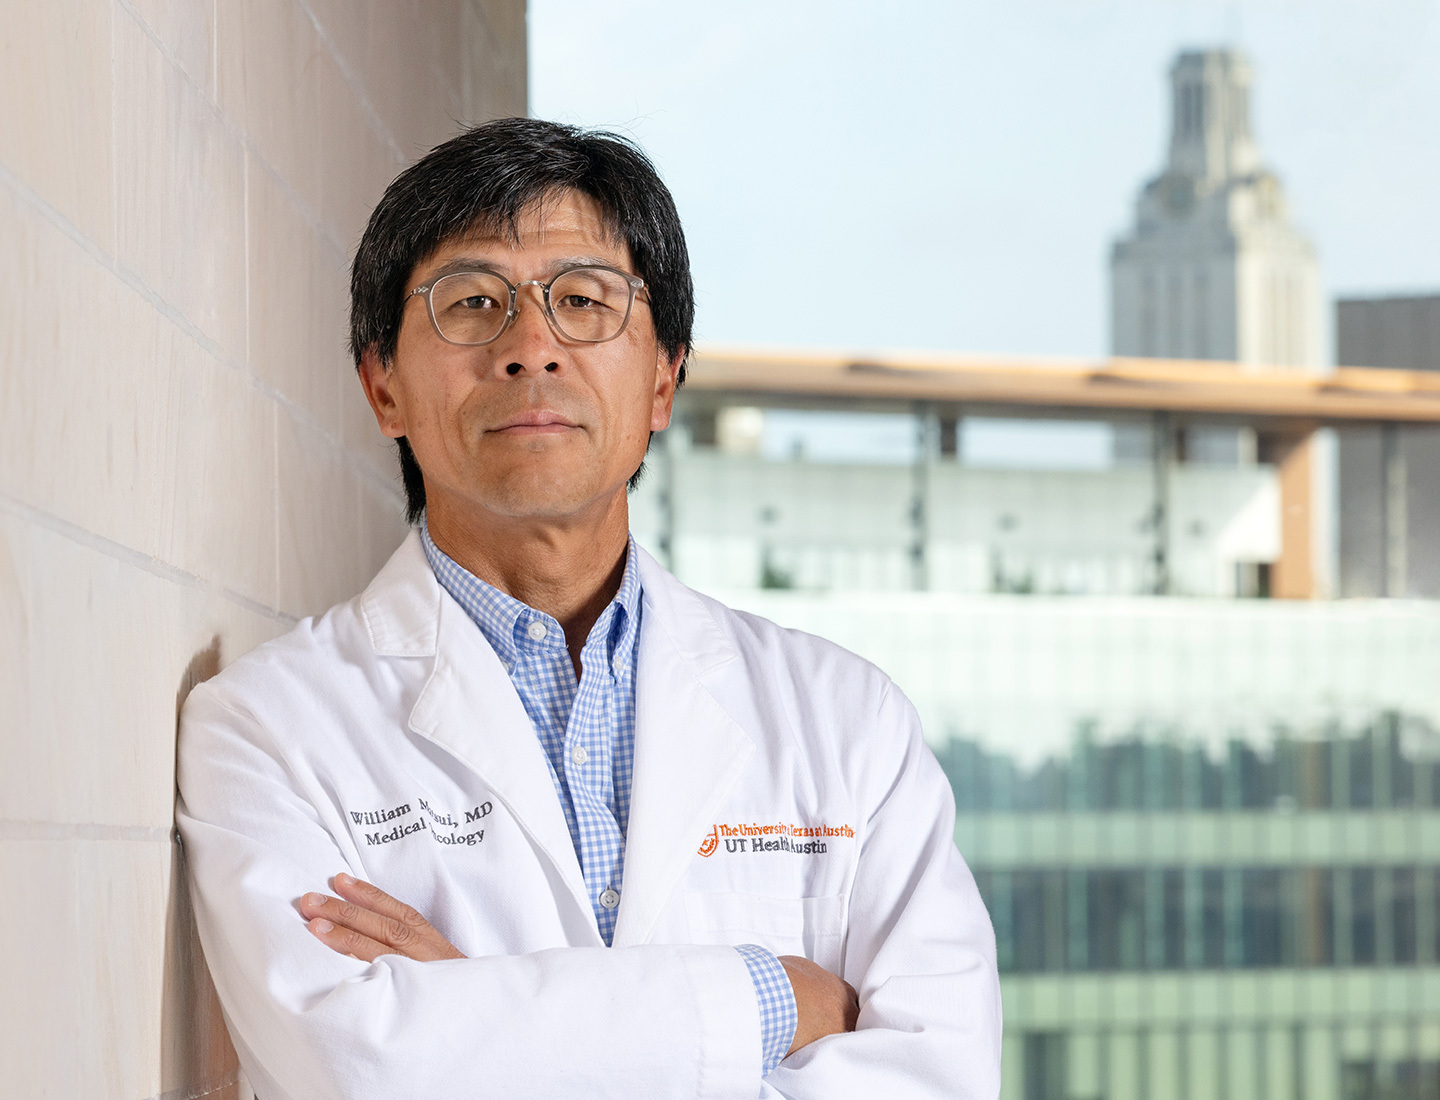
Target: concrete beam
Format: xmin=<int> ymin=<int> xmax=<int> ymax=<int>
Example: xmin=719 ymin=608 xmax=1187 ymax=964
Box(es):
xmin=687 ymin=348 xmax=1440 ymax=424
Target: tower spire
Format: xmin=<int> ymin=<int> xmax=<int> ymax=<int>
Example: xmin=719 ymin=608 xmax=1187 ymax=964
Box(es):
xmin=1167 ymin=50 xmax=1259 ymax=185
xmin=1110 ymin=48 xmax=1319 ymax=370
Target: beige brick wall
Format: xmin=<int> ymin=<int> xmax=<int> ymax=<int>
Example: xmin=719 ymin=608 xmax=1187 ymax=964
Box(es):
xmin=0 ymin=3 xmax=526 ymax=1096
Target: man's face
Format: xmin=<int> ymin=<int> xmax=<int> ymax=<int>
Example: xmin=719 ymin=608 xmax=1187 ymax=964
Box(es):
xmin=361 ymin=189 xmax=679 ymax=529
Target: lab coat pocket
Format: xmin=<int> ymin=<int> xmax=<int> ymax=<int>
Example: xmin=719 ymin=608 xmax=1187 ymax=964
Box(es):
xmin=684 ymin=891 xmax=846 ymax=974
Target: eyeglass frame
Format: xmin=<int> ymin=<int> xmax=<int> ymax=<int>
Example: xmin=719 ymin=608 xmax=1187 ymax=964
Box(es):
xmin=407 ymin=264 xmax=649 ymax=348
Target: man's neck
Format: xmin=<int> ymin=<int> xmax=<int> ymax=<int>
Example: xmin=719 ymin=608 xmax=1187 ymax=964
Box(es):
xmin=425 ymin=495 xmax=631 ymax=673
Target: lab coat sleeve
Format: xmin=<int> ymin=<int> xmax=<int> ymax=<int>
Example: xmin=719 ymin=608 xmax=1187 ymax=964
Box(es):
xmin=176 ymin=685 xmax=764 ymax=1100
xmin=763 ymin=679 xmax=1002 ymax=1100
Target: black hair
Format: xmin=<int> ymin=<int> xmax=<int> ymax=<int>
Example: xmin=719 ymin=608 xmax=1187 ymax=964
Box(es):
xmin=348 ymin=117 xmax=694 ymax=524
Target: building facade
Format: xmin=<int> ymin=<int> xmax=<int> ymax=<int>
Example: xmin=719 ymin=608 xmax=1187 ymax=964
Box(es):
xmin=1335 ymin=295 xmax=1440 ymax=599
xmin=1111 ymin=50 xmax=1322 ymax=371
xmin=1337 ymin=295 xmax=1440 ymax=374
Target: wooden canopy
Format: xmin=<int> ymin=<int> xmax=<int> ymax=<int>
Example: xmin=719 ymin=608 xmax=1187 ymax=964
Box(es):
xmin=685 ymin=347 xmax=1440 ymax=423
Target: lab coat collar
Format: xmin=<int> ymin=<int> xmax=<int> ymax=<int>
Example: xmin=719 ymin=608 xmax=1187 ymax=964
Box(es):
xmin=360 ymin=530 xmax=440 ymax=658
xmin=358 ymin=533 xmax=757 ymax=949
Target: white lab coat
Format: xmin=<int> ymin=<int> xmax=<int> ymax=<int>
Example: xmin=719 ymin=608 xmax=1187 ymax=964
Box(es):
xmin=177 ymin=532 xmax=1001 ymax=1100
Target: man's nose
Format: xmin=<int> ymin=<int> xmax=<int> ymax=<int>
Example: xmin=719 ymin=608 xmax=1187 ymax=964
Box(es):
xmin=496 ymin=284 xmax=562 ymax=377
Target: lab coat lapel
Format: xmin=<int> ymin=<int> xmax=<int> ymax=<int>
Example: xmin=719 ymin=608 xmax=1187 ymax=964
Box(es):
xmin=612 ymin=551 xmax=755 ymax=948
xmin=364 ymin=534 xmax=593 ymax=933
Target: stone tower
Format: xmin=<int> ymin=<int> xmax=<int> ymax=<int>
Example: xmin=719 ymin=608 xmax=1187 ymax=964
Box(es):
xmin=1111 ymin=50 xmax=1322 ymax=370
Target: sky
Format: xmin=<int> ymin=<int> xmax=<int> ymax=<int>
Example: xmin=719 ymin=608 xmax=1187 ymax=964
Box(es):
xmin=529 ymin=0 xmax=1440 ymax=362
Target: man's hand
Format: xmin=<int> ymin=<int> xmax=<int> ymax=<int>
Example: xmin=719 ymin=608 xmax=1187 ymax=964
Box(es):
xmin=778 ymin=955 xmax=860 ymax=1056
xmin=298 ymin=873 xmax=466 ymax=963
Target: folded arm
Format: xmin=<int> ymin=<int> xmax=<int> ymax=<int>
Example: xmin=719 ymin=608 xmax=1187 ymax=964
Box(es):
xmin=296 ymin=869 xmax=846 ymax=1065
xmin=178 ymin=686 xmax=765 ymax=1100
xmin=762 ymin=681 xmax=1003 ymax=1100
xmin=179 ymin=684 xmax=861 ymax=1100
xmin=296 ymin=874 xmax=856 ymax=1066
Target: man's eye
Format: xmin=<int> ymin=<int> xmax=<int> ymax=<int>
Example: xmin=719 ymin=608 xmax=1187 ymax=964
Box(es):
xmin=557 ymin=295 xmax=598 ymax=310
xmin=457 ymin=295 xmax=501 ymax=310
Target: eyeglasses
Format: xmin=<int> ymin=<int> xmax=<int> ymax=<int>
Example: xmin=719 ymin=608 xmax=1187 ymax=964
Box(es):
xmin=408 ymin=265 xmax=647 ymax=347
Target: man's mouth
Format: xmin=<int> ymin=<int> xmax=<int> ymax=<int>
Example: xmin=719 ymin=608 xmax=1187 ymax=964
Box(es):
xmin=488 ymin=409 xmax=578 ymax=435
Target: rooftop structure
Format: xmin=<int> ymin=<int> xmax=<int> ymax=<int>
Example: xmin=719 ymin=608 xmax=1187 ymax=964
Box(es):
xmin=664 ymin=347 xmax=1440 ymax=603
xmin=683 ymin=347 xmax=1440 ymax=423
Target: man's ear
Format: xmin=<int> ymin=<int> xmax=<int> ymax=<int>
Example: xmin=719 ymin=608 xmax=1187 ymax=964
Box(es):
xmin=649 ymin=346 xmax=683 ymax=432
xmin=358 ymin=346 xmax=407 ymax=439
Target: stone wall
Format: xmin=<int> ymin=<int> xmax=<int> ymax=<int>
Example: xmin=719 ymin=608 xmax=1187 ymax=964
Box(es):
xmin=0 ymin=2 xmax=526 ymax=1095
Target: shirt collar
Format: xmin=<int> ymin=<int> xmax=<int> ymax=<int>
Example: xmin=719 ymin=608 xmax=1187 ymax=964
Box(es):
xmin=420 ymin=519 xmax=642 ymax=676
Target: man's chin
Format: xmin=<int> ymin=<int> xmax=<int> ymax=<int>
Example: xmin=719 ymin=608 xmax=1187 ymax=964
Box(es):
xmin=464 ymin=474 xmax=615 ymax=524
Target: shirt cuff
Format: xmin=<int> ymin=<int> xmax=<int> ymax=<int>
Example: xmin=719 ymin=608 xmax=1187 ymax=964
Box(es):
xmin=734 ymin=944 xmax=798 ymax=1076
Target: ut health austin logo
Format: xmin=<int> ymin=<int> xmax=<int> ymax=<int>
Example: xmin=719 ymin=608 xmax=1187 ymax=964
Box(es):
xmin=697 ymin=821 xmax=853 ymax=857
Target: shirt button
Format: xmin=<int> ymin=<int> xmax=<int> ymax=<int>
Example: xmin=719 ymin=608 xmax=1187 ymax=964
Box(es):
xmin=599 ymin=888 xmax=620 ymax=910
xmin=526 ymin=620 xmax=548 ymax=641
xmin=571 ymin=745 xmax=589 ymax=766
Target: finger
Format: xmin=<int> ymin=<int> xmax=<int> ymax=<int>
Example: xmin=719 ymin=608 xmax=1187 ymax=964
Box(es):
xmin=304 ymin=877 xmax=467 ymax=962
xmin=334 ymin=875 xmax=465 ymax=961
xmin=332 ymin=873 xmax=432 ymax=933
xmin=306 ymin=916 xmax=393 ymax=963
xmin=332 ymin=875 xmax=459 ymax=960
xmin=299 ymin=890 xmax=429 ymax=957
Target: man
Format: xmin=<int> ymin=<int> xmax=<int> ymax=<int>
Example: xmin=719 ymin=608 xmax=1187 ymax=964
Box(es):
xmin=177 ymin=118 xmax=1000 ymax=1099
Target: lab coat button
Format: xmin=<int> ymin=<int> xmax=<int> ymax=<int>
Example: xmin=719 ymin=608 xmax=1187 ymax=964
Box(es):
xmin=571 ymin=745 xmax=589 ymax=766
xmin=599 ymin=888 xmax=620 ymax=909
xmin=526 ymin=620 xmax=548 ymax=641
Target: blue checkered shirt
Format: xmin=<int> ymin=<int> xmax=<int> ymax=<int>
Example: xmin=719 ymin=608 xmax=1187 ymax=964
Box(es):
xmin=422 ymin=525 xmax=797 ymax=1076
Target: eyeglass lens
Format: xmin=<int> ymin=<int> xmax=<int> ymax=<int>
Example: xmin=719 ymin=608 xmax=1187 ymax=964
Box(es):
xmin=428 ymin=268 xmax=636 ymax=345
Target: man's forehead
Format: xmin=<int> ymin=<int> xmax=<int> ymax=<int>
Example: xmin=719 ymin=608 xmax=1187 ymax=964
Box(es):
xmin=416 ymin=190 xmax=631 ymax=277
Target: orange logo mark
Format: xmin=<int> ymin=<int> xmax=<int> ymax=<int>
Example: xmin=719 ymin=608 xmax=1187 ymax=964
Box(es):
xmin=697 ymin=826 xmax=719 ymax=857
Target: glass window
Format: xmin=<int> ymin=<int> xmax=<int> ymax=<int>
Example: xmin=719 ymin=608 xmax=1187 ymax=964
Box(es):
xmin=1389 ymin=866 xmax=1417 ymax=965
xmin=1241 ymin=869 xmax=1284 ymax=967
xmin=1350 ymin=868 xmax=1377 ymax=965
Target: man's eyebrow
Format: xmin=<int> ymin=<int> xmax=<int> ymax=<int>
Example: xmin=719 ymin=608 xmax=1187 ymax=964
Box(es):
xmin=420 ymin=255 xmax=623 ymax=283
xmin=417 ymin=257 xmax=499 ymax=284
